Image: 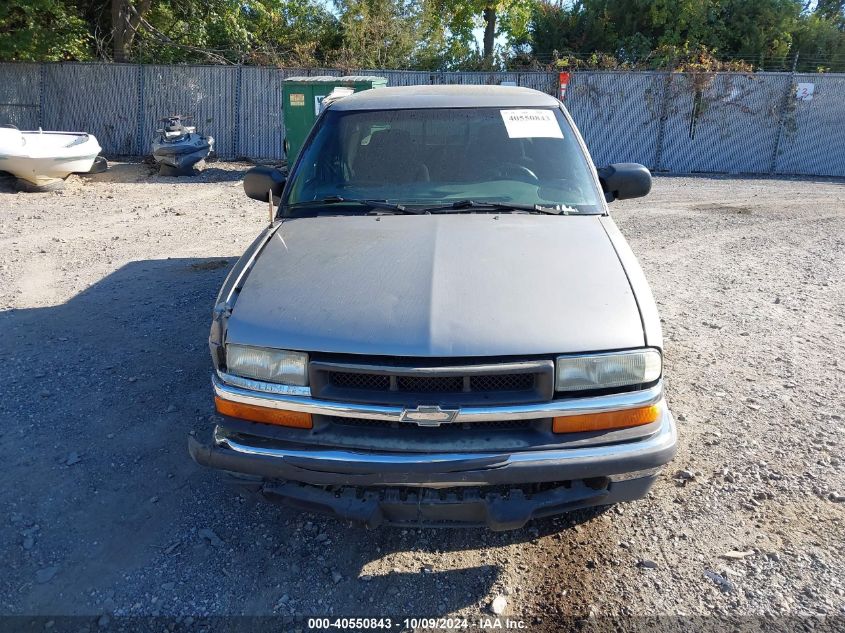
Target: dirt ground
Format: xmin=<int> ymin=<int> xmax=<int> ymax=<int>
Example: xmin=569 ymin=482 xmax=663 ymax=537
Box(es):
xmin=1 ymin=162 xmax=843 ymax=630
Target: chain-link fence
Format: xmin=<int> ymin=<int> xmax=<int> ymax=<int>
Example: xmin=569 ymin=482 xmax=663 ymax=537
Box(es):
xmin=1 ymin=62 xmax=842 ymax=177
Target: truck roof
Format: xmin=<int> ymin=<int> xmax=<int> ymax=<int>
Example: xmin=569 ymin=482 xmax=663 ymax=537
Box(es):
xmin=329 ymin=84 xmax=560 ymax=111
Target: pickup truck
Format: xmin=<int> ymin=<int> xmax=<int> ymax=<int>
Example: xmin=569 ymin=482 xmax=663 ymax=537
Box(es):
xmin=189 ymin=85 xmax=677 ymax=530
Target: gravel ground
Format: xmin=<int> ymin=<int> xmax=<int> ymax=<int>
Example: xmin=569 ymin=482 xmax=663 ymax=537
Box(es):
xmin=1 ymin=163 xmax=843 ymax=630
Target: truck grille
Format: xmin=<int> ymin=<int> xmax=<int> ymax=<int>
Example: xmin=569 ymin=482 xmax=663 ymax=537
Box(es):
xmin=331 ymin=372 xmax=390 ymax=391
xmin=396 ymin=375 xmax=463 ymax=393
xmin=471 ymin=373 xmax=535 ymax=392
xmin=330 ymin=372 xmax=536 ymax=394
xmin=309 ymin=358 xmax=555 ymax=406
xmin=323 ymin=416 xmax=534 ymax=432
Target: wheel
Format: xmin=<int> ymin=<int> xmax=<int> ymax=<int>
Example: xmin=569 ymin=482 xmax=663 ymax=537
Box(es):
xmin=482 ymin=162 xmax=539 ymax=183
xmin=539 ymin=180 xmax=586 ymax=204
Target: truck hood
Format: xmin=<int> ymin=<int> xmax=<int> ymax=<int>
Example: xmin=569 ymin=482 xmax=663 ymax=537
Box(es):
xmin=225 ymin=214 xmax=645 ymax=357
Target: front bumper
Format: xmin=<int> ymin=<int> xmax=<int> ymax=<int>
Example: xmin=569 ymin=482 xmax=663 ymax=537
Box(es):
xmin=189 ymin=402 xmax=677 ymax=529
xmin=191 ymin=408 xmax=676 ymax=486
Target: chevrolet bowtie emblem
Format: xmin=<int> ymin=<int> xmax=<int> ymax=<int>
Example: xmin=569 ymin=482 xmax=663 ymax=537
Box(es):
xmin=400 ymin=405 xmax=459 ymax=426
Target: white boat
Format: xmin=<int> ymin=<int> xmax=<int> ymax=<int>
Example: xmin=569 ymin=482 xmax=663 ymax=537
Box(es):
xmin=0 ymin=127 xmax=104 ymax=188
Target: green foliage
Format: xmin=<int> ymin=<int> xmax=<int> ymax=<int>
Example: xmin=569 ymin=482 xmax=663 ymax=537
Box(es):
xmin=329 ymin=0 xmax=533 ymax=70
xmin=814 ymin=0 xmax=844 ymax=24
xmin=528 ymin=0 xmax=845 ymax=72
xmin=413 ymin=2 xmax=480 ymax=70
xmin=0 ymin=0 xmax=91 ymax=61
xmin=791 ymin=12 xmax=845 ymax=72
xmin=1 ymin=0 xmax=843 ymax=70
xmin=331 ymin=0 xmax=427 ymax=68
xmin=135 ymin=0 xmax=341 ymax=65
xmin=428 ymin=0 xmax=533 ymax=67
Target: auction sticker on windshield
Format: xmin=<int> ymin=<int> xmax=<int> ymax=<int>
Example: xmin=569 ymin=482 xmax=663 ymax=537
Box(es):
xmin=500 ymin=109 xmax=563 ymax=139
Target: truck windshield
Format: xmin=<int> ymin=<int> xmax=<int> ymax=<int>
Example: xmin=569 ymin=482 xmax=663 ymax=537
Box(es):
xmin=282 ymin=107 xmax=604 ymax=215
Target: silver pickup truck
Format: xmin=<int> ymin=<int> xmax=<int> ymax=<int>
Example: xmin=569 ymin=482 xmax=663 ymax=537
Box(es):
xmin=189 ymin=85 xmax=677 ymax=530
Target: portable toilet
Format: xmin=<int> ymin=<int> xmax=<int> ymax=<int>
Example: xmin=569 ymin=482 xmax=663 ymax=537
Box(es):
xmin=282 ymin=75 xmax=388 ymax=164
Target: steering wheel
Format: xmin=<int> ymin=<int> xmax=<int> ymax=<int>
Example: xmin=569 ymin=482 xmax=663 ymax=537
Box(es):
xmin=483 ymin=162 xmax=539 ymax=183
xmin=538 ymin=179 xmax=585 ymax=204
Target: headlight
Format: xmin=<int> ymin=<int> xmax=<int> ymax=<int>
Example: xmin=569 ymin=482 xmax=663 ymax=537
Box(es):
xmin=555 ymin=349 xmax=661 ymax=392
xmin=225 ymin=344 xmax=308 ymax=386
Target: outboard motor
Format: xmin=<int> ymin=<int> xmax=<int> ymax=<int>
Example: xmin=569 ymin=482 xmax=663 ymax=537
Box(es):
xmin=151 ymin=116 xmax=214 ymax=176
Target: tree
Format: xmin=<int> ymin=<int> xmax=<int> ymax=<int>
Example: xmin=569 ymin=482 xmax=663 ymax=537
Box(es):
xmin=3 ymin=0 xmax=843 ymax=70
xmin=792 ymin=10 xmax=845 ymax=71
xmin=108 ymin=0 xmax=340 ymax=65
xmin=429 ymin=0 xmax=532 ymax=68
xmin=528 ymin=0 xmax=820 ymax=69
xmin=332 ymin=0 xmax=424 ymax=68
xmin=112 ymin=0 xmax=151 ymax=62
xmin=814 ymin=0 xmax=844 ymax=24
xmin=0 ymin=0 xmax=91 ymax=61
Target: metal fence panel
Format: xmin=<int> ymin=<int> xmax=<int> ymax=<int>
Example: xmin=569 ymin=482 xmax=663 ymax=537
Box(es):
xmin=304 ymin=68 xmax=343 ymax=77
xmin=517 ymin=72 xmax=557 ymax=95
xmin=140 ymin=65 xmax=238 ymax=158
xmin=1 ymin=62 xmax=843 ymax=176
xmin=238 ymin=67 xmax=288 ymax=160
xmin=360 ymin=70 xmax=556 ymax=92
xmin=436 ymin=71 xmax=515 ymax=85
xmin=0 ymin=63 xmax=41 ymax=129
xmin=41 ymin=63 xmax=140 ymax=155
xmin=565 ymin=72 xmax=665 ymax=168
xmin=774 ymin=73 xmax=845 ymax=177
xmin=361 ymin=69 xmax=433 ymax=86
xmin=658 ymin=73 xmax=789 ymax=173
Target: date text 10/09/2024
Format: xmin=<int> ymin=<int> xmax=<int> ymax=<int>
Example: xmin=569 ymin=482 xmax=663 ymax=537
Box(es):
xmin=306 ymin=618 xmax=528 ymax=630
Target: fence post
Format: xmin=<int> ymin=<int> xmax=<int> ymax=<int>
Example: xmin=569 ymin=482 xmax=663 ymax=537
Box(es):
xmin=135 ymin=64 xmax=145 ymax=156
xmin=652 ymin=72 xmax=673 ymax=172
xmin=769 ymin=55 xmax=799 ymax=174
xmin=37 ymin=63 xmax=46 ymax=129
xmin=233 ymin=65 xmax=243 ymax=160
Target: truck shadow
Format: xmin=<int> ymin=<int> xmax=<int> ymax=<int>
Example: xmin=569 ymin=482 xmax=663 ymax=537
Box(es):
xmin=1 ymin=257 xmax=611 ymax=619
xmin=1 ymin=257 xmax=235 ymax=614
xmin=285 ymin=506 xmax=613 ymax=619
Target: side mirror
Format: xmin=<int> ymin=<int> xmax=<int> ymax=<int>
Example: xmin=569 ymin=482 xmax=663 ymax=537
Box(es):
xmin=243 ymin=166 xmax=286 ymax=203
xmin=597 ymin=163 xmax=652 ymax=202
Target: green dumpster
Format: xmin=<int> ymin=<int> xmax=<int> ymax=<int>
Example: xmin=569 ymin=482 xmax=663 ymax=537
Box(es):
xmin=282 ymin=75 xmax=388 ymax=164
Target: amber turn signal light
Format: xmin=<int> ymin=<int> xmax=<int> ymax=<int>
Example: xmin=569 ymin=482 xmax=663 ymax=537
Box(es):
xmin=552 ymin=404 xmax=660 ymax=434
xmin=214 ymin=396 xmax=313 ymax=429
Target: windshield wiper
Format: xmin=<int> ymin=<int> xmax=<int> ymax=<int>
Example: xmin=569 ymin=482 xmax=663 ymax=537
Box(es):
xmin=286 ymin=197 xmax=577 ymax=216
xmin=285 ymin=197 xmax=423 ymax=215
xmin=421 ymin=199 xmax=576 ymax=215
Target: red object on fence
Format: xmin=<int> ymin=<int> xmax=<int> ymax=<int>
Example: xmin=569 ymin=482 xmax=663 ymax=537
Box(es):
xmin=559 ymin=72 xmax=570 ymax=101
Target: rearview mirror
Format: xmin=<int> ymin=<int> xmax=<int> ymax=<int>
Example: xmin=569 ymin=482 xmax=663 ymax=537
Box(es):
xmin=597 ymin=163 xmax=651 ymax=202
xmin=243 ymin=166 xmax=286 ymax=203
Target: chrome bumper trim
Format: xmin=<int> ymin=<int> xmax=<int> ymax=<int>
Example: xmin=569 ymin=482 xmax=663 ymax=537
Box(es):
xmin=608 ymin=467 xmax=662 ymax=482
xmin=216 ymin=371 xmax=312 ymax=397
xmin=211 ymin=411 xmax=675 ymax=486
xmin=212 ymin=373 xmax=663 ymax=424
xmin=308 ymin=358 xmax=553 ymax=377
